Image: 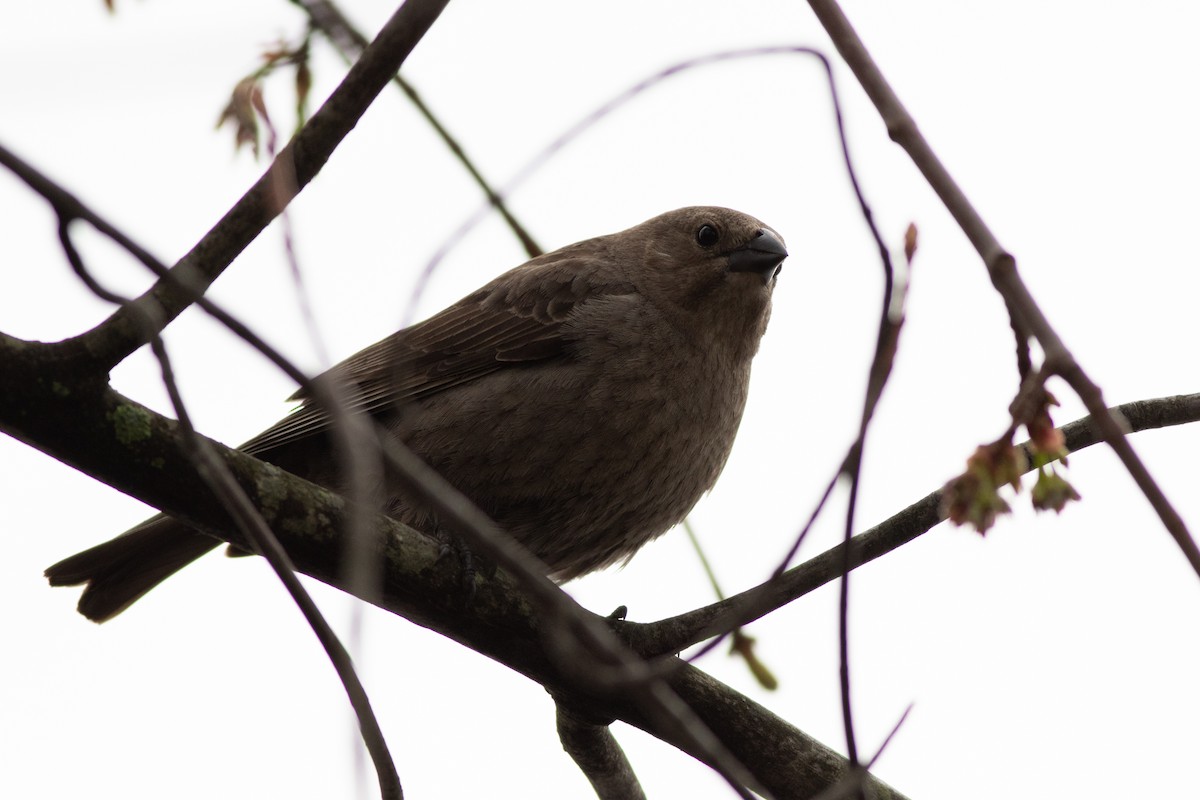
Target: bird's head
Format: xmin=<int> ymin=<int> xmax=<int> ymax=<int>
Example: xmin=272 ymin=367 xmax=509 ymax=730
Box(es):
xmin=622 ymin=206 xmax=787 ymax=347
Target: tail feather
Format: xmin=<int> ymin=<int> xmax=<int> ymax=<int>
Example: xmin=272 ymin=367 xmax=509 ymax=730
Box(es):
xmin=45 ymin=515 xmax=221 ymax=622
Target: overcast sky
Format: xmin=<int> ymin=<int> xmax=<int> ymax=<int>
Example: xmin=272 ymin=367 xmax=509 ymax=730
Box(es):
xmin=2 ymin=2 xmax=1198 ymax=798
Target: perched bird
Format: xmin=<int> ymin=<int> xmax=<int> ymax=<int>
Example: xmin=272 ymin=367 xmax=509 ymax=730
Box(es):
xmin=46 ymin=206 xmax=787 ymax=622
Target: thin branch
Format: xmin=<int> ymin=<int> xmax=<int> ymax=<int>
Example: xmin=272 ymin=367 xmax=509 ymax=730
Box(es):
xmin=812 ymin=51 xmax=907 ymax=766
xmin=290 ymin=0 xmax=543 ymax=258
xmin=866 ymin=703 xmax=913 ymax=771
xmin=805 ymin=0 xmax=1200 ymax=579
xmin=627 ymin=393 xmax=1200 ymax=657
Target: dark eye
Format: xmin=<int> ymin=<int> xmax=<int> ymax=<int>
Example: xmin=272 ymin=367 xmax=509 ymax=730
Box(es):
xmin=696 ymin=224 xmax=720 ymax=247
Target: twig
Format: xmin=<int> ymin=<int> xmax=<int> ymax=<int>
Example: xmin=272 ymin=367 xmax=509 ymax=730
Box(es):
xmin=867 ymin=703 xmax=913 ymax=770
xmin=806 ymin=703 xmax=912 ymax=800
xmin=805 ymin=0 xmax=1200 ymax=580
xmin=815 ymin=49 xmax=908 ymax=765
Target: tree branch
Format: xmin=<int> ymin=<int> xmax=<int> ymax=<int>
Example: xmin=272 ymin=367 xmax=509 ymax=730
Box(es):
xmin=628 ymin=393 xmax=1200 ymax=656
xmin=65 ymin=0 xmax=451 ymax=372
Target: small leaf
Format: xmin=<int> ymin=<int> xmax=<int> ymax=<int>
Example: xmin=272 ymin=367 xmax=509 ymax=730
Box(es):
xmin=943 ymin=440 xmax=1025 ymax=534
xmin=903 ymin=223 xmax=918 ymax=264
xmin=1031 ymin=466 xmax=1081 ymax=514
xmin=217 ymin=77 xmax=267 ymax=156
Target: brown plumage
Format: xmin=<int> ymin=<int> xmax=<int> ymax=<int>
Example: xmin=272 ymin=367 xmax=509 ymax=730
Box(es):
xmin=46 ymin=206 xmax=787 ymax=621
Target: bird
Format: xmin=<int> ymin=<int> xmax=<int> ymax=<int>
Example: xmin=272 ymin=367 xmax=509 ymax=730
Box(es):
xmin=46 ymin=206 xmax=787 ymax=622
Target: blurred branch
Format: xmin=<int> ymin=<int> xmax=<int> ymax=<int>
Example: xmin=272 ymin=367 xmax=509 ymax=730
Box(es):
xmin=805 ymin=0 xmax=1200 ymax=580
xmin=149 ymin=337 xmax=402 ymax=799
xmin=630 ymin=392 xmax=1200 ymax=656
xmin=290 ymin=0 xmax=543 ymax=258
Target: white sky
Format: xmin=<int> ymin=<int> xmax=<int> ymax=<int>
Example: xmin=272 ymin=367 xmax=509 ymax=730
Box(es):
xmin=2 ymin=2 xmax=1198 ymax=798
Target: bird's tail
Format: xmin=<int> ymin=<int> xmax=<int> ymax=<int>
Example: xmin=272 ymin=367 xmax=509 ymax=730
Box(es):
xmin=45 ymin=515 xmax=221 ymax=623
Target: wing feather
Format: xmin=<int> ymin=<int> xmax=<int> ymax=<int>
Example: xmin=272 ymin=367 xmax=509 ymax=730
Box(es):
xmin=239 ymin=250 xmax=633 ymax=456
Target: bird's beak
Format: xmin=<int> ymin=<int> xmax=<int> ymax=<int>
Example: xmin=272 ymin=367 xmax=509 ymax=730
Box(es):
xmin=727 ymin=229 xmax=788 ymax=283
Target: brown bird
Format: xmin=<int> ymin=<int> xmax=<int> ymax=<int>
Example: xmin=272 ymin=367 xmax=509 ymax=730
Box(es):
xmin=46 ymin=206 xmax=787 ymax=622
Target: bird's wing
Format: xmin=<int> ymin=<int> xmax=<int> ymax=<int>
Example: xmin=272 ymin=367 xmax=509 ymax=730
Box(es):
xmin=240 ymin=248 xmax=633 ymax=456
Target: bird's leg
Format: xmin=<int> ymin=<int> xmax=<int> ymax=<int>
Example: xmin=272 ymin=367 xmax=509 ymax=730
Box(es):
xmin=432 ymin=523 xmax=482 ymax=601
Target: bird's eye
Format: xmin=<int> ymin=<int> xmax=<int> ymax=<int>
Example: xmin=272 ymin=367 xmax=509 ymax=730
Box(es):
xmin=696 ymin=224 xmax=720 ymax=247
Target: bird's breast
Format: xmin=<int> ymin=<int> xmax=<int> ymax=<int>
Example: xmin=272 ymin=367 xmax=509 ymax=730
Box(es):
xmin=393 ymin=296 xmax=756 ymax=580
